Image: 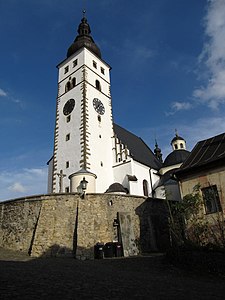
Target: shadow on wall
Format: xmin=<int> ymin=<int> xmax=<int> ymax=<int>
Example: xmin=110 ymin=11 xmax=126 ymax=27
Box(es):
xmin=40 ymin=244 xmax=94 ymax=260
xmin=135 ymin=198 xmax=171 ymax=253
xmin=38 ymin=243 xmax=122 ymax=260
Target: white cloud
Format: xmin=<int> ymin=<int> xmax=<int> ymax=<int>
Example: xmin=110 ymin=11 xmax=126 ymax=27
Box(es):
xmin=0 ymin=167 xmax=48 ymax=201
xmin=8 ymin=182 xmax=26 ymax=193
xmin=166 ymin=101 xmax=192 ymax=116
xmin=194 ymin=0 xmax=225 ymax=108
xmin=0 ymin=87 xmax=23 ymax=107
xmin=0 ymin=88 xmax=7 ymax=97
xmin=177 ymin=116 xmax=225 ymax=149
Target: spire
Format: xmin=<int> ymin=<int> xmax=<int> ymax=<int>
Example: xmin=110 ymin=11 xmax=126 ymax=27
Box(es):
xmin=67 ymin=12 xmax=101 ymax=59
xmin=77 ymin=13 xmax=91 ymax=36
xmin=154 ymin=139 xmax=163 ymax=163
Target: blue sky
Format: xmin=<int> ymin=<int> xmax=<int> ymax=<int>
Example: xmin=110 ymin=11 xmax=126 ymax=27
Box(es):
xmin=1 ymin=0 xmax=225 ymax=200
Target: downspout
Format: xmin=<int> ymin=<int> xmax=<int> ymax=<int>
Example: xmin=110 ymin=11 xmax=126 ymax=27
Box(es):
xmin=149 ymin=168 xmax=154 ymax=198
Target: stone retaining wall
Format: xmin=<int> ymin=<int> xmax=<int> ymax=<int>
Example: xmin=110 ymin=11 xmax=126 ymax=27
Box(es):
xmin=0 ymin=193 xmax=147 ymax=258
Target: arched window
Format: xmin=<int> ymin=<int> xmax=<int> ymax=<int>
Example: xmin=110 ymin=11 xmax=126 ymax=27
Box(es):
xmin=180 ymin=143 xmax=184 ymax=148
xmin=65 ymin=81 xmax=71 ymax=93
xmin=143 ymin=180 xmax=149 ymax=197
xmin=95 ymin=80 xmax=101 ymax=91
xmin=72 ymin=77 xmax=76 ymax=88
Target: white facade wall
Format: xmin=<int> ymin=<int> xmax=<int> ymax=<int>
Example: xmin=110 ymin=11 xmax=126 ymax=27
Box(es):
xmin=113 ymin=159 xmax=160 ymax=197
xmin=54 ymin=53 xmax=84 ymax=192
xmin=131 ymin=161 xmax=152 ymax=196
xmin=84 ymin=50 xmax=114 ymax=193
xmin=113 ymin=160 xmax=133 ymax=191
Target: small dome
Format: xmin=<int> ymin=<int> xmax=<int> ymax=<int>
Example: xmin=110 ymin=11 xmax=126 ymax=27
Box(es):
xmin=163 ymin=150 xmax=190 ymax=167
xmin=105 ymin=183 xmax=128 ymax=194
xmin=171 ymin=135 xmax=185 ymax=145
xmin=67 ymin=16 xmax=101 ymax=59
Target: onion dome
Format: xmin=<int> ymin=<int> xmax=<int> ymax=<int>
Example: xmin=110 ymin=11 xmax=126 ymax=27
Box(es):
xmin=67 ymin=14 xmax=101 ymax=59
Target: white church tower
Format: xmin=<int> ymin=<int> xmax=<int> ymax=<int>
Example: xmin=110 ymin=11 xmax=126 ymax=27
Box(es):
xmin=48 ymin=13 xmax=114 ymax=193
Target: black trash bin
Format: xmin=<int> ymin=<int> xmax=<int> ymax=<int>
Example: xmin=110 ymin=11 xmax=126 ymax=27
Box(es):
xmin=94 ymin=243 xmax=104 ymax=259
xmin=114 ymin=242 xmax=123 ymax=257
xmin=104 ymin=242 xmax=115 ymax=258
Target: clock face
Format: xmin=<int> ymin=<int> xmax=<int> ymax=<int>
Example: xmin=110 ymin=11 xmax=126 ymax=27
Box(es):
xmin=93 ymin=98 xmax=105 ymax=115
xmin=63 ymin=99 xmax=75 ymax=115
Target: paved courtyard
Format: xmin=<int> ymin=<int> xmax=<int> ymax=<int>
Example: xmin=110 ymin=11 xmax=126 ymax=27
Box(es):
xmin=0 ymin=248 xmax=225 ymax=299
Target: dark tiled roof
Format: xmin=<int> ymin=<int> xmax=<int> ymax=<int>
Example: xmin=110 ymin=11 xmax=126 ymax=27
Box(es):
xmin=163 ymin=149 xmax=190 ymax=167
xmin=105 ymin=182 xmax=127 ymax=193
xmin=177 ymin=132 xmax=225 ymax=176
xmin=114 ymin=123 xmax=162 ymax=170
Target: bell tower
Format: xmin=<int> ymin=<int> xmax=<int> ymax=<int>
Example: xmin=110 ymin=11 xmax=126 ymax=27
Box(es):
xmin=48 ymin=13 xmax=114 ymax=193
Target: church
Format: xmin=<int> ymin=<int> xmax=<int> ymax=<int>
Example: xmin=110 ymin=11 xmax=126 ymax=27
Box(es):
xmin=47 ymin=13 xmax=189 ymax=199
xmin=0 ymin=13 xmax=191 ymax=258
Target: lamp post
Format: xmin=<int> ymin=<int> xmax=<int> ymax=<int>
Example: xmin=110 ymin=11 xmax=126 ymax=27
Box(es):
xmin=79 ymin=177 xmax=88 ymax=198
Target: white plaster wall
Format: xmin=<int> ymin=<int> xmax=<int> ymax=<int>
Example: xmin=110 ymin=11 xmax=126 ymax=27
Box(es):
xmin=84 ymin=50 xmax=114 ymax=192
xmin=131 ymin=161 xmax=160 ymax=197
xmin=113 ymin=160 xmax=133 ymax=191
xmin=84 ymin=50 xmax=110 ymax=83
xmin=57 ymin=50 xmax=84 ymax=83
xmin=113 ymin=157 xmax=161 ymax=197
xmin=53 ymin=52 xmax=86 ymax=192
xmin=53 ymin=48 xmax=114 ymax=193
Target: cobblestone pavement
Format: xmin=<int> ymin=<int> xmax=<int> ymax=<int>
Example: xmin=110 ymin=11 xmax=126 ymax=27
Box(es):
xmin=0 ymin=248 xmax=225 ymax=299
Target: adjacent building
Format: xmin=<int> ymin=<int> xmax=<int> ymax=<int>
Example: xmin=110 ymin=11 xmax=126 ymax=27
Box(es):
xmin=176 ymin=132 xmax=225 ymax=215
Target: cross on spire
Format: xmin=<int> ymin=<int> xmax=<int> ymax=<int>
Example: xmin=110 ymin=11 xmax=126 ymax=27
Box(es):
xmin=82 ymin=0 xmax=87 ymax=16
